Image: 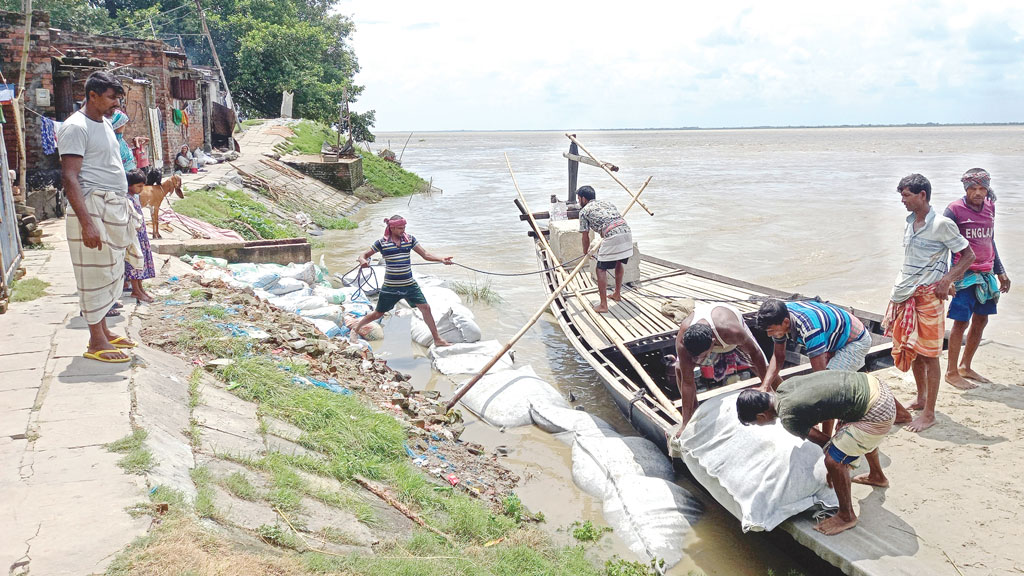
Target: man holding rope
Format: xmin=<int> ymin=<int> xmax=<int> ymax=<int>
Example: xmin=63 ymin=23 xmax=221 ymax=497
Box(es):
xmin=577 ymin=185 xmax=634 ymax=313
xmin=349 ymin=215 xmax=454 ymax=347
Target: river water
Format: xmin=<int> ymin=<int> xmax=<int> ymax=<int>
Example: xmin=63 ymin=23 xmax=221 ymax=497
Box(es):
xmin=315 ymin=126 xmax=1024 ymax=574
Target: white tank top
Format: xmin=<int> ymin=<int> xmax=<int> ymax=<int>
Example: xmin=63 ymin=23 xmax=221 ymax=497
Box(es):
xmin=691 ymin=303 xmax=747 ymax=354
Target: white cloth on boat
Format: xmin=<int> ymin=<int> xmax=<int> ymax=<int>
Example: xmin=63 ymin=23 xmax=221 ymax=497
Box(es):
xmin=597 ymin=231 xmax=634 ymax=262
xmin=671 ymin=390 xmax=838 ymax=532
xmin=429 ymin=340 xmax=513 ymax=376
xmin=571 ymin=435 xmax=675 ymax=499
xmin=410 ymin=303 xmax=482 ymax=347
xmin=68 ymin=189 xmax=139 ymax=324
xmin=456 ymin=365 xmax=566 ymax=427
xmin=602 ymin=474 xmax=703 ymax=570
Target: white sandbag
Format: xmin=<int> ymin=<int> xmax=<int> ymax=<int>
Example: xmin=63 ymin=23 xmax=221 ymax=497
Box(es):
xmin=303 ymin=317 xmax=342 ymax=338
xmin=602 ymin=475 xmax=703 ymax=570
xmin=673 ymin=391 xmax=837 ymax=532
xmin=265 ymin=277 xmax=307 ymax=295
xmin=267 ymin=292 xmax=324 ymax=313
xmin=227 ymin=262 xmax=258 ymax=276
xmin=571 ymin=435 xmax=675 ymax=499
xmin=456 ymin=365 xmax=567 ymax=427
xmin=313 ymin=285 xmax=359 ymax=305
xmin=234 ymin=271 xmax=280 ymax=289
xmin=344 ymin=314 xmax=383 ymax=341
xmin=410 ymin=304 xmax=483 ymax=347
xmin=278 ymin=262 xmax=316 ymax=284
xmin=529 ymin=403 xmax=618 ymax=439
xmin=429 ymin=340 xmax=514 ymax=376
xmin=419 ymin=285 xmax=462 ymax=315
xmin=344 ymin=302 xmax=374 ymax=317
xmin=298 ymin=305 xmax=345 ymax=324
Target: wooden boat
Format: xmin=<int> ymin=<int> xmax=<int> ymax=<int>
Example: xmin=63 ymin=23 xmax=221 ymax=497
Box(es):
xmin=514 ymin=192 xmax=895 ymax=455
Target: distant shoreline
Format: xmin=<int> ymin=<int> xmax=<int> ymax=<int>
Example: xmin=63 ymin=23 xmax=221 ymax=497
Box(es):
xmin=377 ymin=122 xmax=1024 ymax=134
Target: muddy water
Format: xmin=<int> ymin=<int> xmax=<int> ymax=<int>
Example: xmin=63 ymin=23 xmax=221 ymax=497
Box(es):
xmin=316 ymin=126 xmax=1024 ymax=574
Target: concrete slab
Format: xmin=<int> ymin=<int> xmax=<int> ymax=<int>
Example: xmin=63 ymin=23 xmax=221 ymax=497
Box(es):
xmin=143 ymin=424 xmax=197 ymax=501
xmin=266 ymin=435 xmax=317 ymax=459
xmin=0 ymin=369 xmax=44 ymax=392
xmin=298 ymin=496 xmax=375 ymax=547
xmin=198 ymin=425 xmax=266 ymax=460
xmin=211 ymin=485 xmax=278 ymax=529
xmin=0 ymin=437 xmax=28 ymax=483
xmin=0 ymin=388 xmax=40 ymax=413
xmin=22 ymin=446 xmax=126 ymax=485
xmin=36 ymin=390 xmax=131 ymax=423
xmin=0 ymin=351 xmax=48 ymax=374
xmin=0 ymin=409 xmax=30 ymax=438
xmin=33 ymin=414 xmax=131 ymax=451
xmin=0 ymin=336 xmax=51 ymax=356
xmin=50 ymin=355 xmax=133 ymax=379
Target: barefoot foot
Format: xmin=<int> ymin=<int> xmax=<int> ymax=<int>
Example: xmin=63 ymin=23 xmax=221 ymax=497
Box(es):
xmin=959 ymin=367 xmax=991 ymax=384
xmin=945 ymin=372 xmax=978 ymax=390
xmin=894 ymin=401 xmax=913 ymax=424
xmin=593 ymin=304 xmax=609 ymax=313
xmin=905 ymin=413 xmax=936 ymax=433
xmin=814 ymin=513 xmax=858 ymax=536
xmin=851 ymin=473 xmax=889 ymax=488
xmin=609 ymin=293 xmax=622 ymax=302
xmin=131 ymin=291 xmax=154 ymax=303
xmin=907 ymin=398 xmax=925 ymax=411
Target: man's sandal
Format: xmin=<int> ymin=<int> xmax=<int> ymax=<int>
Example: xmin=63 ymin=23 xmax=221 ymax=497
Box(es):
xmin=108 ymin=336 xmax=137 ymax=349
xmin=83 ymin=350 xmax=131 ymax=363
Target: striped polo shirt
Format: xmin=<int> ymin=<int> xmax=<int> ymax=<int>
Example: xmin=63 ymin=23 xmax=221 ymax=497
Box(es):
xmin=774 ymin=301 xmax=856 ymax=359
xmin=372 ymin=235 xmax=419 ymax=287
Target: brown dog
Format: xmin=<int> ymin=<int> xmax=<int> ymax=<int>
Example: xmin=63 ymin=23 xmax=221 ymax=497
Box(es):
xmin=138 ymin=173 xmax=184 ymax=239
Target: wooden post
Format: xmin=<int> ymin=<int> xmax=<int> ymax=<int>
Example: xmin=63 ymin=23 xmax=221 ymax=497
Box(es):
xmin=16 ymin=0 xmax=32 ymax=199
xmin=566 ymin=133 xmax=654 ymax=217
xmin=445 ymin=142 xmax=656 ymax=411
xmin=194 ymin=0 xmax=234 ymax=110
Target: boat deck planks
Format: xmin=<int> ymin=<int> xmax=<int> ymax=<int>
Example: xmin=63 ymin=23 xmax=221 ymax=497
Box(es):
xmin=552 ymin=254 xmax=776 ymax=352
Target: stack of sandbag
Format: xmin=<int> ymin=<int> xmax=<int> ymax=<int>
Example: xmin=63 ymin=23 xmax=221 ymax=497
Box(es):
xmin=671 ymin=390 xmax=838 ymax=532
xmin=455 ymin=363 xmax=703 ymax=571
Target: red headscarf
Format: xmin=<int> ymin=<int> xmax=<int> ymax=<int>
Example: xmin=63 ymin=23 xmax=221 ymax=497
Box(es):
xmin=383 ymin=216 xmax=409 ymax=243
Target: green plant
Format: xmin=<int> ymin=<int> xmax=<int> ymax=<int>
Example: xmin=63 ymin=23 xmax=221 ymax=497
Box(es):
xmin=256 ymin=523 xmax=304 ymax=550
xmin=172 ymin=186 xmax=302 ymax=241
xmin=502 ymin=493 xmax=524 ymax=523
xmin=190 ymin=466 xmax=219 ymax=519
xmin=312 ymin=214 xmax=358 ymax=230
xmin=605 ymin=556 xmax=665 ymax=576
xmin=9 ymin=278 xmax=50 ymax=302
xmin=106 ymin=429 xmax=154 ymax=474
xmin=222 ymin=471 xmax=260 ymax=501
xmin=451 ymin=279 xmax=502 ymax=305
xmin=570 ymin=520 xmax=612 ymax=543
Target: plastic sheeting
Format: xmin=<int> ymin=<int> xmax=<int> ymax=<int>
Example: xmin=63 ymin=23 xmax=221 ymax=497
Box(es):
xmin=265 ymin=277 xmax=307 ymax=296
xmin=571 ymin=435 xmax=675 ymax=499
xmin=428 ymin=340 xmax=513 ymax=376
xmin=457 ymin=365 xmax=567 ymax=427
xmin=673 ymin=390 xmax=838 ymax=532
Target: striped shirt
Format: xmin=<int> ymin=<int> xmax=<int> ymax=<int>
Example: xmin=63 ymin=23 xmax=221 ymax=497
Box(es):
xmin=891 ymin=208 xmax=969 ymax=303
xmin=773 ymin=301 xmax=856 ymax=359
xmin=372 ymin=235 xmax=419 ymax=287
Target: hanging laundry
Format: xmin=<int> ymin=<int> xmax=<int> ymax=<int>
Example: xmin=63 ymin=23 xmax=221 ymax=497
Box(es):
xmin=41 ymin=117 xmax=57 ymax=155
xmin=171 ymin=108 xmax=183 ymax=126
xmin=148 ymin=108 xmax=164 ymax=165
xmin=181 ymin=110 xmax=189 ymax=127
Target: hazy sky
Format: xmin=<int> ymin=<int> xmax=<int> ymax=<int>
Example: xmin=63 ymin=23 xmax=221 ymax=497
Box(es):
xmin=340 ymin=1 xmax=1024 ymax=131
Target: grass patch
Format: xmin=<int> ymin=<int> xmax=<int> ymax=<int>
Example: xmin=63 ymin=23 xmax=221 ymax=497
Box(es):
xmin=239 ymin=118 xmax=268 ymax=130
xmin=274 ymin=120 xmax=335 ymax=156
xmin=172 ymin=185 xmax=302 ymax=241
xmin=311 ymin=214 xmax=358 ymax=230
xmin=191 ymin=466 xmax=219 ymax=519
xmin=222 ymin=471 xmax=261 ymax=501
xmin=10 ymin=277 xmax=49 ymax=302
xmin=606 ymin=557 xmax=665 ymax=576
xmin=451 ymin=279 xmax=502 ymax=305
xmin=106 ymin=429 xmax=154 ymax=475
xmin=176 ymin=319 xmax=247 ymax=357
xmin=188 ymin=368 xmax=203 ymax=409
xmin=256 ymin=523 xmax=304 ymax=551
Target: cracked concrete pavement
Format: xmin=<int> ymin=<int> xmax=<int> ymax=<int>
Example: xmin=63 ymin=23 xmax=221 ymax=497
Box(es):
xmin=1 ymin=220 xmax=150 ymax=576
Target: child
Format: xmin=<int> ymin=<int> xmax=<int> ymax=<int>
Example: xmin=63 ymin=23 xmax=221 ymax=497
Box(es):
xmin=132 ymin=136 xmax=150 ymax=170
xmin=125 ymin=169 xmax=156 ymax=302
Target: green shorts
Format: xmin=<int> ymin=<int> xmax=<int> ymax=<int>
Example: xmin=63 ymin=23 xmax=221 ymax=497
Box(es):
xmin=375 ymin=283 xmax=427 ymax=313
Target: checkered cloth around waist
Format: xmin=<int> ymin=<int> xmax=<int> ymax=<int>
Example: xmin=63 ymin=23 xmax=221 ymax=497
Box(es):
xmin=853 ymin=379 xmax=897 ymax=435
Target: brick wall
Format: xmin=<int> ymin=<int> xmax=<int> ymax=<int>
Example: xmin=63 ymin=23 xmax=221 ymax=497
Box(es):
xmin=284 ymin=157 xmax=364 ymax=192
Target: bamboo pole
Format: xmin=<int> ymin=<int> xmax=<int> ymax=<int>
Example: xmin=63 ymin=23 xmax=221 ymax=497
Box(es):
xmin=16 ymin=0 xmax=32 ymax=201
xmin=445 ymin=142 xmax=655 ymax=411
xmin=567 ymin=133 xmax=654 ymax=217
xmin=514 ymin=167 xmax=677 ymax=418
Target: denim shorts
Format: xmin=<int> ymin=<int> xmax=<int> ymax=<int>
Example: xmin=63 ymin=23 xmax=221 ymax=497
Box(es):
xmin=375 ymin=283 xmax=427 ymax=313
xmin=947 ymin=287 xmax=997 ymax=322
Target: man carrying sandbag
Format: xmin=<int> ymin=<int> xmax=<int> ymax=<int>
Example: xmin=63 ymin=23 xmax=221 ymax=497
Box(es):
xmin=735 ymin=371 xmax=896 ymax=536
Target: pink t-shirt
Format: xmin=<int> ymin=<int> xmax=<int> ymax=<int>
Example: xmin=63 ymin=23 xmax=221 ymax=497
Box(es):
xmin=945 ymin=197 xmax=996 ymax=272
